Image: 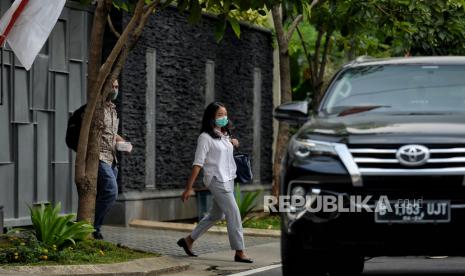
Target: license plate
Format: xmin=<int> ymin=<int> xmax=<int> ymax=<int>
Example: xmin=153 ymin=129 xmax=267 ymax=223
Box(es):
xmin=375 ymin=199 xmax=450 ymax=223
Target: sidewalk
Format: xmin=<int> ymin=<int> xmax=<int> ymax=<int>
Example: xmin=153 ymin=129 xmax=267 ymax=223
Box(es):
xmin=102 ymin=225 xmax=279 ymax=257
xmin=100 ymin=225 xmax=280 ymax=276
xmin=0 ymin=256 xmax=189 ymax=276
xmin=0 ymin=225 xmax=280 ymax=275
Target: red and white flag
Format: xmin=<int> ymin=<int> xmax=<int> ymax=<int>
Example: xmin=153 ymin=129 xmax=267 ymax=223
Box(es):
xmin=0 ymin=0 xmax=66 ymax=70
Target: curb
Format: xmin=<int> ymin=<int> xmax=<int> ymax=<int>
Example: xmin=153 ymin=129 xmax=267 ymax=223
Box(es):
xmin=0 ymin=256 xmax=189 ymax=276
xmin=129 ymin=220 xmax=281 ymax=238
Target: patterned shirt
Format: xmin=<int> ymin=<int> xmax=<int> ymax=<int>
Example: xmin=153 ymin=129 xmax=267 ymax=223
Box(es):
xmin=99 ymin=102 xmax=119 ymax=165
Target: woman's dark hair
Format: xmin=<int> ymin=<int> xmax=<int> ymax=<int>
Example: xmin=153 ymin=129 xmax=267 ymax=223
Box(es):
xmin=201 ymin=102 xmax=233 ymax=139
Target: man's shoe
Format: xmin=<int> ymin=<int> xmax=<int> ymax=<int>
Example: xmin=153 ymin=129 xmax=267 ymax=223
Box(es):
xmin=177 ymin=238 xmax=198 ymax=257
xmin=93 ymin=231 xmax=104 ymax=240
xmin=234 ymin=254 xmax=253 ymax=263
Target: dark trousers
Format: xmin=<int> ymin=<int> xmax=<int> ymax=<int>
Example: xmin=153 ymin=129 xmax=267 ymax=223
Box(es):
xmin=94 ymin=160 xmax=118 ymax=233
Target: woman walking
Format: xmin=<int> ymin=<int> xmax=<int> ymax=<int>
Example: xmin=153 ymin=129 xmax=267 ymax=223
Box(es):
xmin=177 ymin=102 xmax=253 ymax=263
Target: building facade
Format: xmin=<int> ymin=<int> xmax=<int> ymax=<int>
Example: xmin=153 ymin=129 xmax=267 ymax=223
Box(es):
xmin=0 ymin=1 xmax=274 ymax=227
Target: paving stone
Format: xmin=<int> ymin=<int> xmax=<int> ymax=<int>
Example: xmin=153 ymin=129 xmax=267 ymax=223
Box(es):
xmin=102 ymin=226 xmax=278 ymax=256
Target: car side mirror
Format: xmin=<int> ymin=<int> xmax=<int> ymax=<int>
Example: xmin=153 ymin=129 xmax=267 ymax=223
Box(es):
xmin=273 ymin=101 xmax=310 ymax=125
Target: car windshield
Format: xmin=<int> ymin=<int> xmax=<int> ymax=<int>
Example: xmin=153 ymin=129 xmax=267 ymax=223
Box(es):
xmin=321 ymin=65 xmax=465 ymax=116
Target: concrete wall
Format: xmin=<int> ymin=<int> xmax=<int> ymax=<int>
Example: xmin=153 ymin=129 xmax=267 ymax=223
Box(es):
xmin=106 ymin=7 xmax=274 ymax=224
xmin=117 ymin=7 xmax=274 ymax=192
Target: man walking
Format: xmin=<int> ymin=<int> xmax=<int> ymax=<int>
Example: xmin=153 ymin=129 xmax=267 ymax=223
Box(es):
xmin=93 ymin=79 xmax=132 ymax=240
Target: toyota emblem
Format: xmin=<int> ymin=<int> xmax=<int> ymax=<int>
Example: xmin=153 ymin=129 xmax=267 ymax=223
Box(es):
xmin=396 ymin=145 xmax=430 ymax=166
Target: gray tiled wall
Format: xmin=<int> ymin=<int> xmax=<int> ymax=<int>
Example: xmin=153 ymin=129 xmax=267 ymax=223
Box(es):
xmin=0 ymin=1 xmax=91 ymax=226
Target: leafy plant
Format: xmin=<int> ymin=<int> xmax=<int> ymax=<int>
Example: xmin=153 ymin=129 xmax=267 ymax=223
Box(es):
xmin=234 ymin=183 xmax=262 ymax=224
xmin=29 ymin=202 xmax=94 ymax=248
xmin=0 ymin=233 xmax=156 ymax=265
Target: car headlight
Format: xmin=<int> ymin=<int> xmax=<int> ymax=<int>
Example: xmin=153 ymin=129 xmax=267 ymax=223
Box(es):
xmin=289 ymin=138 xmax=337 ymax=158
xmin=291 ymin=186 xmax=306 ymax=198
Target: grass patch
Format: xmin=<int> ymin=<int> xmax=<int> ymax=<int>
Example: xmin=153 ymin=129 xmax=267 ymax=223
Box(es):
xmin=216 ymin=213 xmax=281 ymax=230
xmin=242 ymin=215 xmax=280 ymax=230
xmin=0 ymin=234 xmax=158 ymax=266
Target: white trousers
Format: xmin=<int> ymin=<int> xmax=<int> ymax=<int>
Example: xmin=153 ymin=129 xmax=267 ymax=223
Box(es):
xmin=190 ymin=177 xmax=245 ymax=250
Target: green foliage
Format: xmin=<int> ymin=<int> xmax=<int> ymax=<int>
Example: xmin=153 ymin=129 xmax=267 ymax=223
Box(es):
xmin=284 ymin=0 xmax=465 ymax=107
xmin=234 ymin=183 xmax=262 ymax=224
xmin=29 ymin=202 xmax=94 ymax=248
xmin=373 ymin=0 xmax=465 ymax=56
xmin=77 ymin=0 xmax=275 ymax=42
xmin=0 ymin=233 xmax=156 ymax=265
xmin=242 ymin=214 xmax=280 ymax=230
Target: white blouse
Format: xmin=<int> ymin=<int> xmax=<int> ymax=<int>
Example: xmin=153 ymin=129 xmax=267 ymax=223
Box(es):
xmin=193 ymin=130 xmax=237 ymax=187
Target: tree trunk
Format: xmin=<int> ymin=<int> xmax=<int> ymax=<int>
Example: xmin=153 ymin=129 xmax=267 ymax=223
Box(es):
xmin=75 ymin=0 xmax=159 ymax=222
xmin=75 ymin=0 xmax=111 ymax=223
xmin=271 ymin=5 xmax=300 ymax=198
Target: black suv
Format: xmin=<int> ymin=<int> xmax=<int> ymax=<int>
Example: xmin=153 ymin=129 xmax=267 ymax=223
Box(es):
xmin=274 ymin=56 xmax=465 ymax=275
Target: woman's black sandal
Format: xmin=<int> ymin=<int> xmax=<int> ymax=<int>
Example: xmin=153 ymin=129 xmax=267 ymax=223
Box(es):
xmin=234 ymin=254 xmax=253 ymax=263
xmin=177 ymin=238 xmax=198 ymax=257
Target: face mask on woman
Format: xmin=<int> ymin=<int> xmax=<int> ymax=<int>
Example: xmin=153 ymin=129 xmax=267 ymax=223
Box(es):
xmin=215 ymin=116 xmax=228 ymax=127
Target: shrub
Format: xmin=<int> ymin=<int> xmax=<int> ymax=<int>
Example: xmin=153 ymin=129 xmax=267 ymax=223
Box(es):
xmin=234 ymin=183 xmax=262 ymax=224
xmin=29 ymin=202 xmax=94 ymax=248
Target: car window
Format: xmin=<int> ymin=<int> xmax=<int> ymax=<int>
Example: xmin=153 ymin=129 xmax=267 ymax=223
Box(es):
xmin=322 ymin=65 xmax=465 ymax=115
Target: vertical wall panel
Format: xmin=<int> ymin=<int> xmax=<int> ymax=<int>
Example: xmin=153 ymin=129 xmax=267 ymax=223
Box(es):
xmin=0 ymin=164 xmax=15 ymax=218
xmin=145 ymin=50 xmax=156 ymax=188
xmin=54 ymin=73 xmax=69 ymax=162
xmin=71 ymin=151 xmax=78 ymax=212
xmin=69 ymin=10 xmax=84 ymax=60
xmin=32 ymin=54 xmax=50 ymax=109
xmin=252 ymin=68 xmax=262 ymax=184
xmin=13 ymin=69 xmax=29 ymax=123
xmin=0 ymin=65 xmax=11 ymax=162
xmin=204 ymin=60 xmax=215 ymax=106
xmin=54 ymin=163 xmax=70 ymax=212
xmin=36 ymin=112 xmax=50 ymax=202
xmin=17 ymin=125 xmax=35 ymax=217
xmin=69 ymin=62 xmax=82 ymax=111
xmin=50 ymin=20 xmax=67 ymax=71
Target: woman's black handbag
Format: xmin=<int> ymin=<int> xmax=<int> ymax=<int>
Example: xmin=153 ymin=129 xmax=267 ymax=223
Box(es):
xmin=234 ymin=152 xmax=253 ymax=184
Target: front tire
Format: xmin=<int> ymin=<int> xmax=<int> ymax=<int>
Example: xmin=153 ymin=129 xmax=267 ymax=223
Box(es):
xmin=281 ymin=224 xmax=326 ymax=276
xmin=328 ymin=255 xmax=365 ymax=275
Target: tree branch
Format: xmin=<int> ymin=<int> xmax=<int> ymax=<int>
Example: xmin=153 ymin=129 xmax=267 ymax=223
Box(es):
xmin=94 ymin=0 xmax=145 ymax=101
xmin=285 ymin=14 xmax=303 ymax=43
xmin=86 ymin=0 xmax=112 ymax=99
xmin=295 ymin=25 xmax=316 ymax=87
xmin=313 ymin=27 xmax=324 ymax=78
xmin=309 ymin=0 xmax=320 ymax=9
xmin=318 ymin=29 xmax=332 ymax=86
xmin=271 ymin=5 xmax=288 ymax=54
xmin=107 ymin=14 xmax=121 ymax=38
xmin=144 ymin=0 xmax=159 ymax=13
xmin=76 ymin=0 xmax=111 ymax=181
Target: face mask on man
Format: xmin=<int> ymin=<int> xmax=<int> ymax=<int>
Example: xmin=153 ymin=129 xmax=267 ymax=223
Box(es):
xmin=107 ymin=88 xmax=118 ymax=101
xmin=215 ymin=116 xmax=228 ymax=127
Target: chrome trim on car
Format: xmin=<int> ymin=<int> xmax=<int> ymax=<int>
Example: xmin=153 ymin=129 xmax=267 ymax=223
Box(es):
xmin=359 ymin=167 xmax=465 ymax=176
xmin=350 ymin=148 xmax=397 ymax=154
xmin=334 ymin=143 xmax=363 ymax=187
xmin=354 ymin=158 xmax=399 ymax=163
xmin=428 ymin=157 xmax=465 ymax=163
xmin=430 ymin=148 xmax=465 ymax=154
xmin=354 ymin=157 xmax=465 ymax=164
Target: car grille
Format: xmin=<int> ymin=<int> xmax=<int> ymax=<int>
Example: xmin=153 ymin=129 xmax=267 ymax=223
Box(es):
xmin=348 ymin=144 xmax=465 ymax=178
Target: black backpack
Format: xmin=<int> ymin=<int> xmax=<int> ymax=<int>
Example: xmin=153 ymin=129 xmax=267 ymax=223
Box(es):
xmin=66 ymin=104 xmax=87 ymax=152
